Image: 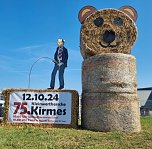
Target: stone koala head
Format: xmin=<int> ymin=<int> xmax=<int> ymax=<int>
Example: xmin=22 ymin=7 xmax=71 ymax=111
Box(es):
xmin=78 ymin=6 xmax=138 ymax=59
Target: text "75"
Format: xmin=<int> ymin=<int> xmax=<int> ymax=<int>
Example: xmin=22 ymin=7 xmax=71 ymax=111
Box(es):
xmin=14 ymin=102 xmax=29 ymax=114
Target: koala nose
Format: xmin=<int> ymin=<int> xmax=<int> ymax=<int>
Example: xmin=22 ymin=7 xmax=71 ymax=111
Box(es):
xmin=103 ymin=30 xmax=115 ymax=44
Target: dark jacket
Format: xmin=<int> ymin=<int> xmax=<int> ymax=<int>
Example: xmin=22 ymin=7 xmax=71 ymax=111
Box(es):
xmin=54 ymin=46 xmax=68 ymax=67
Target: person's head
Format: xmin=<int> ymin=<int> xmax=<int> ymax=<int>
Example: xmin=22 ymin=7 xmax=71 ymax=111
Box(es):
xmin=57 ymin=39 xmax=65 ymax=47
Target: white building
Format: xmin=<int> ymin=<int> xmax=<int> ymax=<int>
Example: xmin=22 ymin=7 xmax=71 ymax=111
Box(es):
xmin=0 ymin=91 xmax=4 ymax=106
xmin=0 ymin=91 xmax=4 ymax=118
xmin=138 ymin=87 xmax=152 ymax=116
xmin=0 ymin=91 xmax=4 ymax=100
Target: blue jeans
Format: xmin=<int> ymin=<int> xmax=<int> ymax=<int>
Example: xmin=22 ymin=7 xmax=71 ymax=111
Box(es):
xmin=50 ymin=64 xmax=65 ymax=88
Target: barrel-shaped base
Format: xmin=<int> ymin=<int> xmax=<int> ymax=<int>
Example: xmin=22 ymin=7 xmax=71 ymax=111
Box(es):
xmin=81 ymin=93 xmax=141 ymax=132
xmin=82 ymin=53 xmax=137 ymax=93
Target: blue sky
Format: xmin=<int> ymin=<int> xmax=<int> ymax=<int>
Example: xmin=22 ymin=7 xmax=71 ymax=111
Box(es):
xmin=0 ymin=0 xmax=152 ymax=94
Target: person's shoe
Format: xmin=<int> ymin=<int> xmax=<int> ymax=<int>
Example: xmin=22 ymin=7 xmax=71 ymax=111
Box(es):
xmin=58 ymin=87 xmax=64 ymax=90
xmin=47 ymin=87 xmax=54 ymax=89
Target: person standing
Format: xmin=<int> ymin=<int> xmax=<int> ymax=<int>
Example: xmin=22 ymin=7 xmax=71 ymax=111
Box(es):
xmin=49 ymin=39 xmax=68 ymax=90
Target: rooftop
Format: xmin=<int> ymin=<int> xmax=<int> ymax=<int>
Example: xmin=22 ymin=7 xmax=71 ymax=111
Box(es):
xmin=138 ymin=87 xmax=152 ymax=91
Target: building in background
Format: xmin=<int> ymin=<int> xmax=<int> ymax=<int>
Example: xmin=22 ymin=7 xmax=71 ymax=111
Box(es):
xmin=0 ymin=91 xmax=4 ymax=100
xmin=138 ymin=87 xmax=152 ymax=116
xmin=0 ymin=91 xmax=4 ymax=118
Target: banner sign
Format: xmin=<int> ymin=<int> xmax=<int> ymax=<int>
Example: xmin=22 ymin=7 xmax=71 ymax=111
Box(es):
xmin=8 ymin=92 xmax=72 ymax=124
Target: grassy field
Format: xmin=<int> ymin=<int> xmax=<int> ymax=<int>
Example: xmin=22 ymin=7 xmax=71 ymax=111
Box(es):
xmin=0 ymin=117 xmax=152 ymax=149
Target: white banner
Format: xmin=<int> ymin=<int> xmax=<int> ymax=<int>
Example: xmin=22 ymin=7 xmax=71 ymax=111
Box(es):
xmin=8 ymin=92 xmax=72 ymax=124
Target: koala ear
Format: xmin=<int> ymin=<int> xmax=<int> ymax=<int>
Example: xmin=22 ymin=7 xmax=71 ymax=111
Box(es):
xmin=119 ymin=6 xmax=138 ymax=22
xmin=78 ymin=6 xmax=97 ymax=24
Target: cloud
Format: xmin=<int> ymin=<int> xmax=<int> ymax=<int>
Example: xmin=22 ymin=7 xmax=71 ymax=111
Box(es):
xmin=0 ymin=54 xmax=35 ymax=73
xmin=0 ymin=43 xmax=55 ymax=73
xmin=0 ymin=43 xmax=82 ymax=90
xmin=17 ymin=43 xmax=56 ymax=59
xmin=0 ymin=43 xmax=82 ymax=73
xmin=16 ymin=43 xmax=82 ymax=62
xmin=18 ymin=44 xmax=46 ymax=51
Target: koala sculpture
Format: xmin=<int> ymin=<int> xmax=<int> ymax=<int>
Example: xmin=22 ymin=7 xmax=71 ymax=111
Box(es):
xmin=78 ymin=6 xmax=138 ymax=59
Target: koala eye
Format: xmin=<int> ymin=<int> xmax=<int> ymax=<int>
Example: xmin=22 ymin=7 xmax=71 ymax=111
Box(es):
xmin=114 ymin=17 xmax=123 ymax=26
xmin=94 ymin=17 xmax=104 ymax=27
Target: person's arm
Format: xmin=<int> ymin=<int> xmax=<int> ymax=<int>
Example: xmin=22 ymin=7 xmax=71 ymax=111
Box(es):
xmin=61 ymin=48 xmax=68 ymax=67
xmin=54 ymin=48 xmax=58 ymax=61
xmin=65 ymin=48 xmax=68 ymax=61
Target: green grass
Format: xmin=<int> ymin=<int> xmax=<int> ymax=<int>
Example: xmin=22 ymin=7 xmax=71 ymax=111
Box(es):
xmin=0 ymin=117 xmax=152 ymax=149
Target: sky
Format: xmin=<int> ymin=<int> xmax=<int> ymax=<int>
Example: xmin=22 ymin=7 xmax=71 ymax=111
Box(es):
xmin=0 ymin=0 xmax=152 ymax=94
